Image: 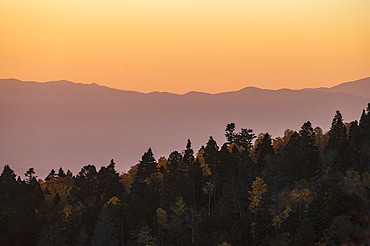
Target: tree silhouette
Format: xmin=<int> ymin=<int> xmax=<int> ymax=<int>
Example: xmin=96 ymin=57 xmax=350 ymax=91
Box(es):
xmin=90 ymin=208 xmax=120 ymax=246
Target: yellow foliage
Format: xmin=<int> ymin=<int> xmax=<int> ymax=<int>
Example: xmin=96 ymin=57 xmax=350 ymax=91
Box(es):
xmin=343 ymin=168 xmax=361 ymax=195
xmin=197 ymin=151 xmax=212 ymax=177
xmin=63 ymin=204 xmax=72 ymax=218
xmin=137 ymin=225 xmax=156 ymax=246
xmin=203 ymin=182 xmax=214 ymax=195
xmin=342 ymin=169 xmax=370 ymax=204
xmin=323 ymin=166 xmax=331 ymax=181
xmin=156 ymin=208 xmax=169 ymax=230
xmin=278 ymin=185 xmax=313 ymax=213
xmin=273 ymin=183 xmax=313 ymax=229
xmin=40 ymin=176 xmax=73 ymax=206
xmin=228 ymin=142 xmax=245 ymax=153
xmin=270 ymin=232 xmax=293 ymax=246
xmin=172 ymin=197 xmax=186 ymax=218
xmin=363 ymin=172 xmax=370 ymax=188
xmin=157 ymin=156 xmax=168 ymax=170
xmin=144 ymin=172 xmax=164 ymax=186
xmin=272 ymin=215 xmax=282 ymax=228
xmin=273 ymin=206 xmax=292 ymax=227
xmin=44 ymin=191 xmax=55 ymax=205
xmin=62 ymin=201 xmax=83 ymax=221
xmin=197 ymin=151 xmax=205 ymax=164
xmin=251 ymin=221 xmax=256 ymax=234
xmin=219 ymin=242 xmax=232 ymax=246
xmin=120 ymin=164 xmax=138 ymax=193
xmin=282 ymin=206 xmax=292 ymax=220
xmin=248 ymin=177 xmax=268 ymax=212
xmin=107 ymin=196 xmax=121 ymax=206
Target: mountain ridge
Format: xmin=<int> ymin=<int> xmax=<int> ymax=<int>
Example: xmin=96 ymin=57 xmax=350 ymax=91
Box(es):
xmin=2 ymin=76 xmax=370 ymax=97
xmin=1 ymin=77 xmax=369 ymax=178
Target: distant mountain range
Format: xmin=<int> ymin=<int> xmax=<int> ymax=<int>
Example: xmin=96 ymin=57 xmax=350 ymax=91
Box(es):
xmin=1 ymin=77 xmax=369 ymax=178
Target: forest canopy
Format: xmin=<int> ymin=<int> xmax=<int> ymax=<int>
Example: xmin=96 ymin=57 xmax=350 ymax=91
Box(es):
xmin=1 ymin=103 xmax=370 ymax=246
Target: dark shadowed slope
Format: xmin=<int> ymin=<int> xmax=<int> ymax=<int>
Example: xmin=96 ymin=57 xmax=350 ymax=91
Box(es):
xmin=1 ymin=78 xmax=369 ymax=178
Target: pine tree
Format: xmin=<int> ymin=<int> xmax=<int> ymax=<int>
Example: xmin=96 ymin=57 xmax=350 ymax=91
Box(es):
xmin=358 ymin=104 xmax=370 ymax=172
xmin=136 ymin=148 xmax=158 ymax=183
xmin=235 ymin=128 xmax=256 ymax=150
xmin=255 ymin=133 xmax=274 ymax=174
xmin=183 ymin=139 xmax=195 ymax=171
xmin=164 ymin=151 xmax=183 ymax=204
xmin=52 ymin=192 xmax=61 ymax=208
xmin=167 ymin=151 xmax=183 ymax=178
xmin=203 ymin=136 xmax=219 ymax=175
xmin=66 ymin=170 xmax=73 ymax=177
xmin=70 ymin=164 xmax=98 ymax=202
xmin=36 ymin=224 xmax=67 ymax=246
xmin=252 ymin=194 xmax=273 ymax=245
xmin=327 ymin=110 xmax=347 ymax=151
xmin=0 ymin=165 xmax=19 ymax=244
xmin=25 ymin=168 xmax=37 ymax=183
xmin=45 ymin=169 xmax=57 ymax=181
xmin=75 ymin=226 xmax=89 ymax=246
xmin=281 ymin=131 xmax=305 ymax=181
xmin=0 ymin=164 xmax=17 ymax=189
xmin=294 ymin=218 xmax=315 ymax=246
xmin=136 ymin=225 xmax=156 ymax=246
xmin=359 ymin=103 xmax=370 ymax=143
xmin=348 ymin=120 xmax=359 ymax=148
xmin=225 ymin=123 xmax=236 ymax=144
xmin=326 ymin=110 xmax=349 ymax=173
xmin=188 ymin=157 xmax=204 ymax=211
xmin=96 ymin=159 xmax=123 ymax=202
xmin=299 ymin=121 xmax=319 ymax=178
xmin=58 ymin=167 xmax=66 ymax=177
xmin=90 ymin=208 xmax=120 ymax=246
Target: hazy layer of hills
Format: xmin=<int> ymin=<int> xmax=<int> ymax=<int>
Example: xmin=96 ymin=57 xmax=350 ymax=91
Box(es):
xmin=1 ymin=77 xmax=369 ymax=178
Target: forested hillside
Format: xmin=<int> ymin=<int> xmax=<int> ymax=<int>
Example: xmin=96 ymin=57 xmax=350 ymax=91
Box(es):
xmin=1 ymin=104 xmax=370 ymax=246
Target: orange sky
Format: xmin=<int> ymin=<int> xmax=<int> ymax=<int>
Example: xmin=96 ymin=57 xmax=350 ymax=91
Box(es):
xmin=1 ymin=0 xmax=369 ymax=94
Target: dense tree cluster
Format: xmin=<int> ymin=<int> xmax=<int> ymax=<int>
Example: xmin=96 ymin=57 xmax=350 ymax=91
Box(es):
xmin=1 ymin=103 xmax=370 ymax=245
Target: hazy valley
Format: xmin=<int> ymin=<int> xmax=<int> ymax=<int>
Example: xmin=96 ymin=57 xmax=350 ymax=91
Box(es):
xmin=1 ymin=77 xmax=369 ymax=178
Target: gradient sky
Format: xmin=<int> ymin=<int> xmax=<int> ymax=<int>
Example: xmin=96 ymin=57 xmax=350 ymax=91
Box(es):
xmin=1 ymin=0 xmax=369 ymax=94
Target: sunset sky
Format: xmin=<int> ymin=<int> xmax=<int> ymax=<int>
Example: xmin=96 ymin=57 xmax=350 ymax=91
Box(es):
xmin=1 ymin=0 xmax=369 ymax=94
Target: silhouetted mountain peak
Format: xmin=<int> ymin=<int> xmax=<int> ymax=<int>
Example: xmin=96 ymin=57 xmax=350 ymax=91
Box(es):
xmin=238 ymin=86 xmax=267 ymax=92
